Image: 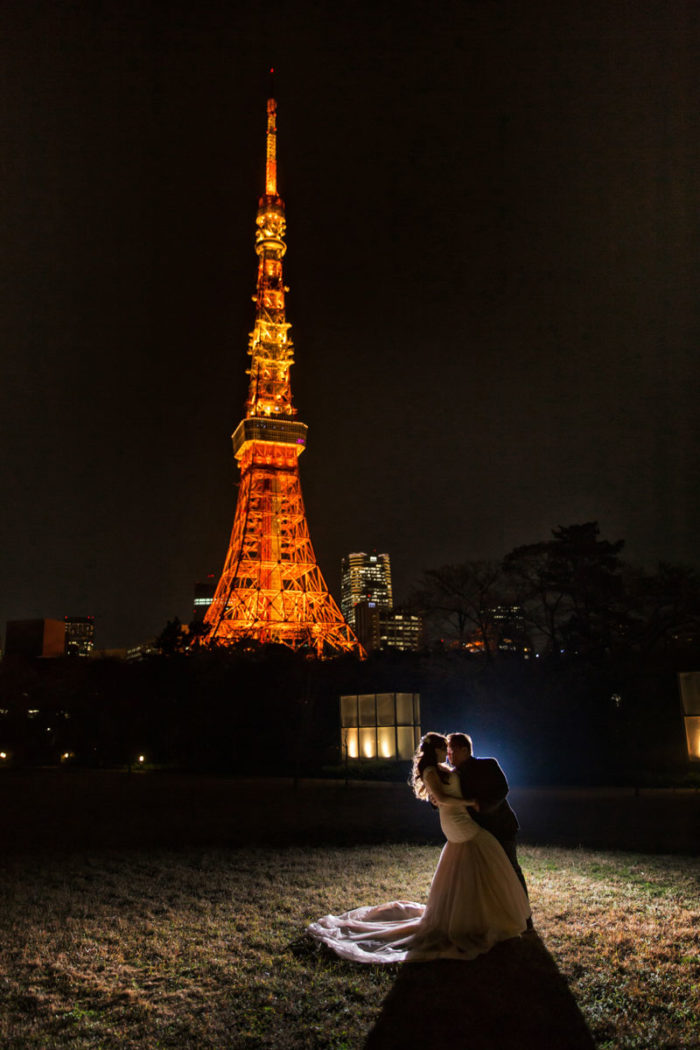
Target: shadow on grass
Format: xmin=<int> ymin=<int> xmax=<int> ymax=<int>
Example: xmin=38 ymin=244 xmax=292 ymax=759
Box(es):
xmin=363 ymin=931 xmax=596 ymax=1050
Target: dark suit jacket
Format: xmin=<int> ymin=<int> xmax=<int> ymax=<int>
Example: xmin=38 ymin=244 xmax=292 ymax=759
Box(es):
xmin=456 ymin=756 xmax=519 ymax=841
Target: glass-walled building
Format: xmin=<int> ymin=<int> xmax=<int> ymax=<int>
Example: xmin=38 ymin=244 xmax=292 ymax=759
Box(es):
xmin=679 ymin=672 xmax=700 ymax=761
xmin=340 ymin=692 xmax=421 ymax=761
xmin=341 ymin=552 xmax=393 ymax=628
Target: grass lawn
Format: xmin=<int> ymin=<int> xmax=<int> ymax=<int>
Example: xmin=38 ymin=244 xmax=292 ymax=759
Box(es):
xmin=1 ymin=844 xmax=698 ymax=1049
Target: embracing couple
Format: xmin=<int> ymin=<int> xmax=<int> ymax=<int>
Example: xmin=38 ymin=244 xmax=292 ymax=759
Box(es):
xmin=308 ymin=732 xmax=531 ymax=963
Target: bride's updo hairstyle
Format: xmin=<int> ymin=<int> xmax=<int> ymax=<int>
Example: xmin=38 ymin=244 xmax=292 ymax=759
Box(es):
xmin=411 ymin=732 xmax=450 ymax=800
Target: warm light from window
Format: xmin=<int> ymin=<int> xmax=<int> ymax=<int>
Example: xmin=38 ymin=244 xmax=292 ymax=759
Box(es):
xmin=341 ymin=694 xmax=420 ymax=762
xmin=679 ymin=674 xmax=700 ymax=761
xmin=359 ymin=727 xmax=376 ymax=758
xmin=685 ymin=717 xmax=700 ymax=761
xmin=378 ymin=727 xmax=395 ymax=759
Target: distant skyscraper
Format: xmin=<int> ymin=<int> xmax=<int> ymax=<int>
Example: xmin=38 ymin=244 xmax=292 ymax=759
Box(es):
xmin=354 ymin=600 xmax=382 ymax=652
xmin=5 ymin=619 xmax=65 ymax=659
xmin=378 ymin=610 xmax=423 ymax=652
xmin=341 ymin=552 xmax=393 ymax=628
xmin=354 ymin=600 xmax=423 ymax=653
xmin=193 ymin=577 xmax=217 ymax=623
xmin=64 ymin=616 xmax=95 ymax=657
xmin=491 ymin=604 xmax=530 ymax=656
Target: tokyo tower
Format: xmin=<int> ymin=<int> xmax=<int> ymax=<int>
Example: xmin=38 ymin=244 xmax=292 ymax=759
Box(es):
xmin=203 ymin=93 xmax=362 ymax=657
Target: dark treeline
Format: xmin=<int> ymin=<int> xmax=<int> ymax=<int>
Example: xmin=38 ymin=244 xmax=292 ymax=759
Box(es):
xmin=0 ymin=524 xmax=697 ymax=786
xmin=0 ymin=643 xmax=691 ymax=785
xmin=413 ymin=523 xmax=700 ymax=664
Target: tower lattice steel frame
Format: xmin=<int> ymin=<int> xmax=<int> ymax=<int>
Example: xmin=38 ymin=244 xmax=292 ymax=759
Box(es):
xmin=204 ymin=95 xmax=362 ymax=657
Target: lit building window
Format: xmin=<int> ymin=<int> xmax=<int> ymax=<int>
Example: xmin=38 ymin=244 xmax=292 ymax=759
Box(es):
xmin=340 ymin=692 xmax=421 ymax=761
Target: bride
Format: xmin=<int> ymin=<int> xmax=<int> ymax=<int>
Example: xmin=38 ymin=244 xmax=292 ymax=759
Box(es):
xmin=307 ymin=732 xmax=531 ymax=963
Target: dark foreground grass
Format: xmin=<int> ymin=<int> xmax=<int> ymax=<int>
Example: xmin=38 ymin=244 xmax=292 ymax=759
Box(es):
xmin=0 ymin=845 xmax=698 ymax=1049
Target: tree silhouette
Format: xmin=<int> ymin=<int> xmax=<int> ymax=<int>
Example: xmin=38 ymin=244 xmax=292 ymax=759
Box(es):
xmin=504 ymin=522 xmax=626 ymax=660
xmin=413 ymin=560 xmax=510 ymax=656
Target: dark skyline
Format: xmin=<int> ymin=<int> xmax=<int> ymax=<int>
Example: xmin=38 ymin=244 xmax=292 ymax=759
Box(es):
xmin=1 ymin=1 xmax=698 ymax=648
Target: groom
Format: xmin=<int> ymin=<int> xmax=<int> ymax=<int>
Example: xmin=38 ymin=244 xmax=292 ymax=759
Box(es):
xmin=447 ymin=732 xmax=529 ymax=899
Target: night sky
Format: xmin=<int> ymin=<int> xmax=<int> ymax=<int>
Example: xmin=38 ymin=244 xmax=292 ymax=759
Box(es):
xmin=1 ymin=1 xmax=698 ymax=648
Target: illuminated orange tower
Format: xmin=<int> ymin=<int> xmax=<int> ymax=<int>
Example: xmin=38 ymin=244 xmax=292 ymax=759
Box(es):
xmin=204 ymin=94 xmax=362 ymax=656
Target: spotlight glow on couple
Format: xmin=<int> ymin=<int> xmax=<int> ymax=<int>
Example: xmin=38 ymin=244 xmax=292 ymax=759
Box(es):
xmin=308 ymin=732 xmax=531 ymax=963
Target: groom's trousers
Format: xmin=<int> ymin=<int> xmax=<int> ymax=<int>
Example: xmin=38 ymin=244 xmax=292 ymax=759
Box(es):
xmin=500 ymin=837 xmax=529 ymax=898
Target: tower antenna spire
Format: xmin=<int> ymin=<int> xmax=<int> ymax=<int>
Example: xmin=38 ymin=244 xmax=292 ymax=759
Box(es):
xmin=265 ymin=68 xmax=277 ymax=197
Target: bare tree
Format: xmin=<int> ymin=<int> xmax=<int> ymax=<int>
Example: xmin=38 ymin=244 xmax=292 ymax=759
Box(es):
xmin=413 ymin=560 xmax=510 ymax=656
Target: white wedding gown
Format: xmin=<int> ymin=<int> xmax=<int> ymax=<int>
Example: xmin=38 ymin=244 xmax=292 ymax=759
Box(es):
xmin=307 ymin=768 xmax=531 ymax=963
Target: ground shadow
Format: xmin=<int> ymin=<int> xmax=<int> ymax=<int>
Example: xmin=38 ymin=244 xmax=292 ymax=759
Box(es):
xmin=363 ymin=931 xmax=597 ymax=1050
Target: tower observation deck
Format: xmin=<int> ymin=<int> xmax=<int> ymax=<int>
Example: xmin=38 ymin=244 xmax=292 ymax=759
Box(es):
xmin=203 ymin=94 xmax=362 ymax=657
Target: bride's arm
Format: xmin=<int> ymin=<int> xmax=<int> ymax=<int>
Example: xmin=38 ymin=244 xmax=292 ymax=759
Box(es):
xmin=422 ymin=767 xmax=476 ymax=808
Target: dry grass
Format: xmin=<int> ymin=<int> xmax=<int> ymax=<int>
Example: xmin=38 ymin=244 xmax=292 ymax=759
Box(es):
xmin=524 ymin=847 xmax=700 ymax=1049
xmin=0 ymin=845 xmax=698 ymax=1049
